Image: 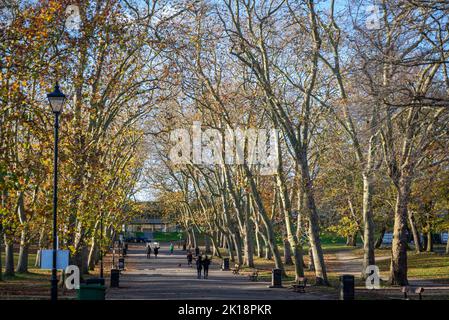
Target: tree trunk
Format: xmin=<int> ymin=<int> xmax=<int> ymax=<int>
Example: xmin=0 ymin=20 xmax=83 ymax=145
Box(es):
xmin=243 ymin=221 xmax=255 ymax=267
xmin=255 ymin=227 xmax=262 ymax=258
xmin=232 ymin=233 xmax=243 ymax=266
xmin=275 ymin=157 xmax=304 ymax=279
xmin=16 ymin=192 xmax=29 ymax=273
xmin=4 ymin=235 xmax=14 ymax=277
xmin=265 ymin=245 xmax=272 ymax=260
xmin=361 ymin=173 xmax=375 ymax=278
xmin=346 ymin=232 xmax=357 ymax=246
xmin=226 ymin=235 xmax=235 ymax=262
xmin=389 ymin=177 xmax=410 ymax=286
xmin=35 ymin=225 xmax=47 ymax=267
xmin=205 ymin=236 xmax=211 ymax=254
xmin=375 ymin=227 xmax=386 ymax=249
xmin=88 ymin=239 xmax=98 ymax=271
xmin=187 ymin=230 xmax=193 ymax=249
xmin=283 ymin=239 xmax=293 ymax=265
xmin=258 ymin=231 xmax=272 ymax=260
xmin=191 ymin=228 xmax=198 ymax=249
xmin=82 ymin=245 xmax=89 ymax=274
xmin=426 ymin=231 xmax=433 ymax=252
xmin=16 ymin=227 xmax=29 ymax=273
xmin=210 ymin=234 xmax=222 ymax=258
xmin=308 ymin=248 xmax=315 ymax=271
xmin=304 ymin=187 xmax=328 ymax=284
xmin=244 ymin=165 xmax=284 ymax=272
xmin=408 ymin=211 xmax=422 ymax=253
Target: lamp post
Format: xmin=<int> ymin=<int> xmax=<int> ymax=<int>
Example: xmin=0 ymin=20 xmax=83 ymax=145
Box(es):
xmin=47 ymin=83 xmax=66 ymax=301
xmin=100 ymin=212 xmax=104 ymax=278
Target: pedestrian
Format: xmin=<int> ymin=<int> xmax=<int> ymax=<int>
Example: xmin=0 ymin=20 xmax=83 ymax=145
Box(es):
xmin=195 ymin=247 xmax=200 ymax=257
xmin=187 ymin=250 xmax=193 ymax=267
xmin=146 ymin=245 xmax=152 ymax=259
xmin=196 ymin=255 xmax=203 ymax=279
xmin=154 ymin=245 xmax=160 ymax=259
xmin=169 ymin=242 xmax=174 ymax=255
xmin=202 ymin=255 xmax=211 ymax=279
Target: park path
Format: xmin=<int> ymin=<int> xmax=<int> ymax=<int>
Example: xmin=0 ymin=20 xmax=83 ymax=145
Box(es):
xmin=105 ymin=243 xmax=333 ymax=300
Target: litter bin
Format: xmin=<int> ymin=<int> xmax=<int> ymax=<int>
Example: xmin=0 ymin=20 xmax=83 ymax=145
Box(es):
xmin=340 ymin=275 xmax=355 ymax=300
xmin=118 ymin=257 xmax=125 ymax=270
xmin=77 ymin=284 xmax=105 ymax=300
xmin=110 ymin=269 xmax=120 ymax=287
xmin=269 ymin=268 xmax=283 ymax=288
xmin=222 ymin=258 xmax=230 ymax=271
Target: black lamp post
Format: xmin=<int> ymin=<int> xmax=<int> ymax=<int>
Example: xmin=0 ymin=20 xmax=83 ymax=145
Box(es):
xmin=47 ymin=83 xmax=66 ymax=301
xmin=100 ymin=212 xmax=104 ymax=278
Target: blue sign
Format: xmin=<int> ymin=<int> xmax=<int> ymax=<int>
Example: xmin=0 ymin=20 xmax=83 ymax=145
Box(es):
xmin=40 ymin=250 xmax=70 ymax=270
xmin=442 ymin=232 xmax=448 ymax=244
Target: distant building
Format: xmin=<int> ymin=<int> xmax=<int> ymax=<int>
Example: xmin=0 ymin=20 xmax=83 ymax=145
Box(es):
xmin=124 ymin=201 xmax=178 ymax=239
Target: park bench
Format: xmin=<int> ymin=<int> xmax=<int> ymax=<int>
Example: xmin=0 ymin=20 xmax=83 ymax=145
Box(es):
xmin=231 ymin=264 xmax=241 ymax=275
xmin=401 ymin=286 xmax=425 ymax=300
xmin=290 ymin=277 xmax=307 ymax=293
xmin=248 ymin=270 xmax=259 ymax=282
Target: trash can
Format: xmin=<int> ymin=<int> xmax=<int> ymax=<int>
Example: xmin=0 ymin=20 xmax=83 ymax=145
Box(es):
xmin=222 ymin=258 xmax=230 ymax=271
xmin=110 ymin=269 xmax=120 ymax=288
xmin=269 ymin=268 xmax=283 ymax=288
xmin=77 ymin=284 xmax=105 ymax=300
xmin=340 ymin=275 xmax=355 ymax=300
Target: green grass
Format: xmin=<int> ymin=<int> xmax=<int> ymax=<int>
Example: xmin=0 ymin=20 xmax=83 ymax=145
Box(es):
xmin=375 ymin=248 xmax=449 ymax=281
xmin=1 ymin=252 xmax=39 ymax=275
xmin=153 ymin=231 xmax=185 ymax=242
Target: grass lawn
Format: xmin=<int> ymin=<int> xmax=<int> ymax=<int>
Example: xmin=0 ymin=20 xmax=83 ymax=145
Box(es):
xmin=153 ymin=231 xmax=185 ymax=242
xmin=0 ymin=251 xmax=108 ymax=299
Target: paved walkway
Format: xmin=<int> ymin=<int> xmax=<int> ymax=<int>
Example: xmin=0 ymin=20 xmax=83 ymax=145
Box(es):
xmin=106 ymin=243 xmax=333 ymax=300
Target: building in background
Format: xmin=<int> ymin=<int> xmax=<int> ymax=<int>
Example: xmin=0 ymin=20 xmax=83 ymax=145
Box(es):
xmin=124 ymin=201 xmax=178 ymax=240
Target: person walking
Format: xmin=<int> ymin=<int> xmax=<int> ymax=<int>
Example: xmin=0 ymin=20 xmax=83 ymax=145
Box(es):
xmin=202 ymin=255 xmax=211 ymax=279
xmin=154 ymin=245 xmax=160 ymax=259
xmin=146 ymin=245 xmax=152 ymax=259
xmin=194 ymin=247 xmax=200 ymax=257
xmin=169 ymin=242 xmax=174 ymax=255
xmin=196 ymin=255 xmax=203 ymax=279
xmin=187 ymin=250 xmax=193 ymax=267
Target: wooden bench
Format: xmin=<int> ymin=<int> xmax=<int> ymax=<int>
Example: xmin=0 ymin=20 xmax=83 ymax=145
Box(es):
xmin=231 ymin=264 xmax=241 ymax=275
xmin=401 ymin=286 xmax=424 ymax=300
xmin=248 ymin=270 xmax=259 ymax=282
xmin=290 ymin=277 xmax=307 ymax=293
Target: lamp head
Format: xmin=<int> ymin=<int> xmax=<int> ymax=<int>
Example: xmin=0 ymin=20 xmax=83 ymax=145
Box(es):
xmin=47 ymin=83 xmax=66 ymax=113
